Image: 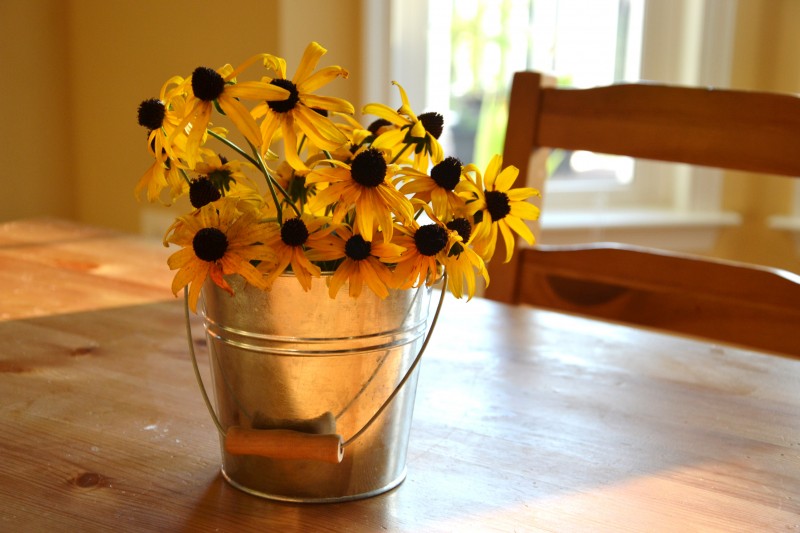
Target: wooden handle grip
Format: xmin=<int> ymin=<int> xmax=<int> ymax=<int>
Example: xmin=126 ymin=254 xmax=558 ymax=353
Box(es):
xmin=224 ymin=427 xmax=344 ymax=464
xmin=251 ymin=411 xmax=336 ymax=435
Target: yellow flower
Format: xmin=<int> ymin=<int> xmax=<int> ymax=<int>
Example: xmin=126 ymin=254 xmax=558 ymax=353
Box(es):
xmin=168 ymin=54 xmax=290 ymax=168
xmin=305 ymin=147 xmax=414 ymax=243
xmin=251 ymin=42 xmax=354 ymax=172
xmin=189 ymin=153 xmax=264 ymax=210
xmin=165 ymin=198 xmax=277 ymax=312
xmin=397 ymin=156 xmax=466 ymax=221
xmin=363 ymin=81 xmax=444 ymax=171
xmin=135 ymin=154 xmax=185 ymax=204
xmin=138 ymin=75 xmax=188 ymax=163
xmin=136 ymin=77 xmax=192 ymax=203
xmin=440 ymin=218 xmax=488 ymax=300
xmin=258 ymin=215 xmax=335 ymax=290
xmin=392 ymin=203 xmax=486 ymax=300
xmin=391 ymin=219 xmax=451 ymax=291
xmin=461 ymin=154 xmax=541 ymax=263
xmin=306 ymin=225 xmax=405 ymax=299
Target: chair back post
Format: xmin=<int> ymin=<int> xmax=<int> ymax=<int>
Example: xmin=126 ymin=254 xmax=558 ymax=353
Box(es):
xmin=484 ymin=71 xmax=556 ymax=303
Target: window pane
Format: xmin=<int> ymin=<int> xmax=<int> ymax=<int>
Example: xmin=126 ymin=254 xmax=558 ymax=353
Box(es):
xmin=439 ymin=0 xmax=644 ymax=188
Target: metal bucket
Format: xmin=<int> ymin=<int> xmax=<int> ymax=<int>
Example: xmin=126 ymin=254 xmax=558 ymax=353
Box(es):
xmin=195 ymin=274 xmax=434 ymax=502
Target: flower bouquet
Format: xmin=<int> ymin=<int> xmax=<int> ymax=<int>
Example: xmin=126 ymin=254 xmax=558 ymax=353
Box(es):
xmin=135 ymin=41 xmax=540 ymax=502
xmin=136 ymin=41 xmax=540 ymax=312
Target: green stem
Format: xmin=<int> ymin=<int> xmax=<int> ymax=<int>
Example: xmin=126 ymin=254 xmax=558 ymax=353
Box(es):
xmin=273 ymin=179 xmax=303 ymax=218
xmin=245 ymin=139 xmax=284 ymax=223
xmin=389 ymin=143 xmax=414 ymax=165
xmin=207 ymin=130 xmax=259 ymax=168
xmin=245 ymin=139 xmax=302 ymax=221
xmin=207 ymin=129 xmax=302 ymax=223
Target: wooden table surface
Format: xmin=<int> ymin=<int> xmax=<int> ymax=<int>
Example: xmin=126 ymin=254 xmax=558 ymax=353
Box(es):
xmin=1 ymin=218 xmax=799 ymax=532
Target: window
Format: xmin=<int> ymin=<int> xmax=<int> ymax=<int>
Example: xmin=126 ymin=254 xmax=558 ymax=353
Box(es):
xmin=362 ymin=0 xmax=740 ymax=250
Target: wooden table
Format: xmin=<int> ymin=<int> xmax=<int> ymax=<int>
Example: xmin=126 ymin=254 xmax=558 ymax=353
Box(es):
xmin=1 ymin=218 xmax=799 ymax=532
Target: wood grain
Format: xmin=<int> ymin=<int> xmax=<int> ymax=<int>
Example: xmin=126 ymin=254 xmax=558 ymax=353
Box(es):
xmin=1 ymin=219 xmax=799 ymax=531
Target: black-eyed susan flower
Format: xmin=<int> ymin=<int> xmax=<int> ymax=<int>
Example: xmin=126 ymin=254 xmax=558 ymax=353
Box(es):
xmin=363 ymin=82 xmax=444 ymax=171
xmin=136 ymin=77 xmax=192 ymax=204
xmin=139 ymin=76 xmax=188 ymax=166
xmin=391 ymin=220 xmax=450 ymax=291
xmin=135 ymin=154 xmax=186 ymax=204
xmin=398 ymin=156 xmax=466 ymax=220
xmin=138 ymin=98 xmax=167 ymax=131
xmin=306 ymin=225 xmax=405 ymax=299
xmin=168 ymin=54 xmax=290 ymax=168
xmin=189 ymin=153 xmax=264 ymax=210
xmin=259 ymin=215 xmax=335 ymax=290
xmin=165 ymin=198 xmax=277 ymax=312
xmin=305 ymin=147 xmax=414 ymax=243
xmin=251 ymin=42 xmax=354 ymax=172
xmin=441 ymin=217 xmax=488 ymax=300
xmin=193 ymin=153 xmax=250 ymax=193
xmin=461 ymin=154 xmax=541 ymax=263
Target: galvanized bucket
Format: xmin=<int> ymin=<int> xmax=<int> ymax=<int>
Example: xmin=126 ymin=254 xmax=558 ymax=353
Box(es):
xmin=186 ymin=274 xmax=440 ymax=502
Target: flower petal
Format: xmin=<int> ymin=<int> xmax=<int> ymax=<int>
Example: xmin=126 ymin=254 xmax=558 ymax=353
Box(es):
xmin=293 ymin=41 xmax=326 ymax=84
xmin=299 ymin=66 xmax=350 ymax=93
xmin=363 ymin=103 xmax=408 ymax=126
xmin=505 ymin=215 xmax=536 ymax=245
xmin=494 ymin=165 xmax=520 ymax=192
xmin=507 ymin=187 xmax=541 ymax=201
xmin=259 ymin=112 xmax=283 ymax=154
xmin=498 ymin=221 xmax=517 ymax=263
xmin=301 ymin=93 xmax=355 ymax=114
xmin=228 ymin=80 xmax=290 ymax=101
xmin=294 ymin=105 xmax=349 ymax=150
xmin=509 ymin=200 xmax=540 ymax=221
xmin=484 ymin=154 xmax=503 ymax=190
xmin=219 ymin=93 xmax=262 ymax=148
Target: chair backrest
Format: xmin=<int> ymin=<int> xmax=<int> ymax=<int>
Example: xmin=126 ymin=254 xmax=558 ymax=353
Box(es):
xmin=485 ymin=71 xmax=800 ymax=356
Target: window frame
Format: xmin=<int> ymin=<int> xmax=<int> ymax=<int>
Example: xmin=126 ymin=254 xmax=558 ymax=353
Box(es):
xmin=362 ymin=0 xmax=741 ymax=251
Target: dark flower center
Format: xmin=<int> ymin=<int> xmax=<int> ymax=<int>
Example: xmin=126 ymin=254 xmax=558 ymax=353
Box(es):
xmin=414 ymin=224 xmax=448 ymax=256
xmin=268 ymin=78 xmax=300 ymax=113
xmin=193 ymin=227 xmax=228 ymax=262
xmin=344 ymin=234 xmax=372 ymax=261
xmin=430 ymin=157 xmax=462 ymax=190
xmin=137 ymin=98 xmax=166 ymax=130
xmin=191 ymin=67 xmax=225 ymax=102
xmin=485 ymin=190 xmax=511 ymax=221
xmin=189 ymin=178 xmax=221 ymax=208
xmin=446 ymin=217 xmax=472 ymax=243
xmin=367 ymin=118 xmax=392 ymax=135
xmin=350 ymin=148 xmax=387 ymax=188
xmin=419 ymin=112 xmax=444 ymax=139
xmin=208 ymin=168 xmax=235 ymax=193
xmin=280 ymin=217 xmax=309 ymax=247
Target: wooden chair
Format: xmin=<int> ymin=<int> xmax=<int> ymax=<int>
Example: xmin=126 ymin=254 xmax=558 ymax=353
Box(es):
xmin=485 ymin=71 xmax=800 ymax=357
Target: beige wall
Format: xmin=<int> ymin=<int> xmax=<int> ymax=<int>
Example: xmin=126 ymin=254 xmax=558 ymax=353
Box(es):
xmin=0 ymin=0 xmax=360 ymax=233
xmin=1 ymin=0 xmax=75 ymax=222
xmin=714 ymin=0 xmax=800 ymax=271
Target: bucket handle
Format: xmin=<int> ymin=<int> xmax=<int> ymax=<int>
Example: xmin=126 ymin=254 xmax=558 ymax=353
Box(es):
xmin=183 ymin=275 xmax=447 ymax=464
